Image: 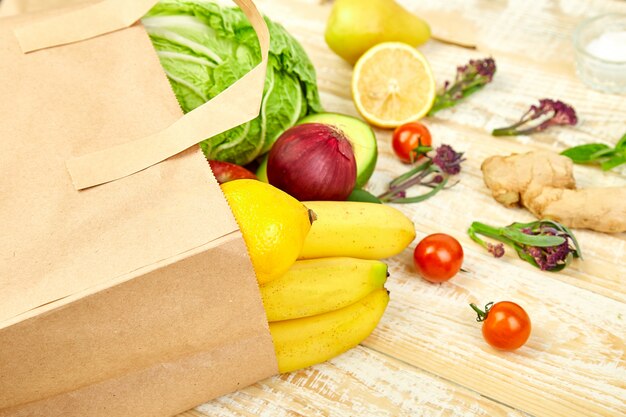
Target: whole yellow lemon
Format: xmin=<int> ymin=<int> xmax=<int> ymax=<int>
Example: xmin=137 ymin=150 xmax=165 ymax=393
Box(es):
xmin=221 ymin=179 xmax=314 ymax=284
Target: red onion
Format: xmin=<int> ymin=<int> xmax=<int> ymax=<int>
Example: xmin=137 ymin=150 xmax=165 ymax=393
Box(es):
xmin=267 ymin=123 xmax=357 ymax=201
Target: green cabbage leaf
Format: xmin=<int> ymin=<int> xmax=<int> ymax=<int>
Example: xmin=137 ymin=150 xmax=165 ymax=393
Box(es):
xmin=143 ymin=0 xmax=323 ymax=165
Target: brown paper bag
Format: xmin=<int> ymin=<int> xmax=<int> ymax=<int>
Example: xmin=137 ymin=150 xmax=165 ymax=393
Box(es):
xmin=0 ymin=0 xmax=90 ymax=16
xmin=0 ymin=1 xmax=278 ymax=416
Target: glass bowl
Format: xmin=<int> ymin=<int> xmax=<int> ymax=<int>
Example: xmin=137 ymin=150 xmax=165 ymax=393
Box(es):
xmin=573 ymin=13 xmax=626 ymax=94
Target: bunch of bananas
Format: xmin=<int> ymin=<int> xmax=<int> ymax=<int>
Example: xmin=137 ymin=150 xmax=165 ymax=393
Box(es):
xmin=222 ymin=180 xmax=415 ymax=373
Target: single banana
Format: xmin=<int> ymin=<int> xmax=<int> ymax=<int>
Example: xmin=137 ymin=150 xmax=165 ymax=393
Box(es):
xmin=299 ymin=201 xmax=415 ymax=260
xmin=269 ymin=288 xmax=389 ymax=373
xmin=260 ymin=257 xmax=388 ymax=322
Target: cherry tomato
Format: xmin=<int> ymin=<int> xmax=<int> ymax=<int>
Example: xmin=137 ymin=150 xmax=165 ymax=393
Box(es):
xmin=471 ymin=301 xmax=531 ymax=351
xmin=413 ymin=233 xmax=464 ymax=283
xmin=391 ymin=122 xmax=433 ymax=163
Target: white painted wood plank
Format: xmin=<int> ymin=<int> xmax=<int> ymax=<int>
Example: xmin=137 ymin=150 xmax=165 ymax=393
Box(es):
xmin=185 ymin=346 xmax=530 ymax=417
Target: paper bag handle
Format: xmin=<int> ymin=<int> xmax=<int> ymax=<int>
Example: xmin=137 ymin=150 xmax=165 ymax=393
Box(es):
xmin=14 ymin=0 xmax=269 ymax=190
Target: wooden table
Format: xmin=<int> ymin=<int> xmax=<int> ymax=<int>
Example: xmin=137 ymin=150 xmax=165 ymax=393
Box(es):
xmin=179 ymin=1 xmax=626 ymax=416
xmin=1 ymin=0 xmax=622 ymax=415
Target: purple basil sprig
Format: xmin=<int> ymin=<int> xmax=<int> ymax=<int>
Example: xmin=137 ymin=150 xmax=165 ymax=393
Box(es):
xmin=428 ymin=58 xmax=496 ymax=116
xmin=467 ymin=219 xmax=582 ymax=272
xmin=492 ymin=99 xmax=578 ymax=137
xmin=377 ymin=144 xmax=465 ymax=204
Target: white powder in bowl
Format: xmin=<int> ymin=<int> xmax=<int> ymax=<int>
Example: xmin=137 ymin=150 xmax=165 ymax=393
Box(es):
xmin=585 ymin=31 xmax=626 ymax=62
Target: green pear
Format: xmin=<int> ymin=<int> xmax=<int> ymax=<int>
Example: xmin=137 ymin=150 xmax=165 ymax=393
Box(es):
xmin=325 ymin=0 xmax=431 ymax=65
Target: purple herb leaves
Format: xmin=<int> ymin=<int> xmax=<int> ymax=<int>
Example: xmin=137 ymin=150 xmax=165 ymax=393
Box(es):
xmin=378 ymin=144 xmax=465 ymax=204
xmin=428 ymin=58 xmax=496 ymax=116
xmin=492 ymin=99 xmax=577 ymax=137
xmin=467 ymin=219 xmax=582 ymax=272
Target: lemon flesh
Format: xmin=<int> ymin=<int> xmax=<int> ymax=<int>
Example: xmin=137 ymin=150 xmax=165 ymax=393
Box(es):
xmin=352 ymin=42 xmax=435 ymax=128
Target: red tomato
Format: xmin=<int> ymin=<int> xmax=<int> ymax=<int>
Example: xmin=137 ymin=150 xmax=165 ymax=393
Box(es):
xmin=472 ymin=301 xmax=531 ymax=351
xmin=413 ymin=233 xmax=463 ymax=283
xmin=209 ymin=160 xmax=257 ymax=184
xmin=391 ymin=122 xmax=433 ymax=163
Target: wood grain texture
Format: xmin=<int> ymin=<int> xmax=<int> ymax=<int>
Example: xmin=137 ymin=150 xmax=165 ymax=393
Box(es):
xmin=176 ymin=0 xmax=626 ymax=416
xmin=192 ymin=347 xmax=530 ymax=417
xmin=365 ymin=252 xmax=626 ymax=417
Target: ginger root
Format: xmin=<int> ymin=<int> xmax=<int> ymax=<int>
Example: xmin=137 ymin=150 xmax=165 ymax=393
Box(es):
xmin=481 ymin=151 xmax=576 ymax=207
xmin=481 ymin=150 xmax=626 ymax=233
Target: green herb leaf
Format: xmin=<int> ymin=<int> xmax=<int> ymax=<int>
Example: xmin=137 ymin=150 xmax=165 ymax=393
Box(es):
xmin=388 ymin=177 xmax=449 ymax=204
xmin=389 ymin=163 xmax=431 ymax=188
xmin=590 ymin=147 xmax=617 ymax=159
xmin=561 ymin=133 xmax=626 ymax=171
xmin=615 ymin=133 xmax=626 ymax=150
xmin=428 ymin=98 xmax=455 ymax=116
xmin=502 ymin=228 xmax=565 ymax=247
xmin=513 ymin=245 xmax=540 ymax=269
xmin=601 ymin=154 xmax=626 ymax=171
xmin=347 ymin=189 xmax=382 ymax=204
xmin=561 ymin=143 xmax=611 ymax=163
xmin=508 ymin=221 xmax=541 ymax=231
xmin=468 ymin=221 xmax=516 ymax=247
xmin=538 ymin=220 xmax=583 ymax=259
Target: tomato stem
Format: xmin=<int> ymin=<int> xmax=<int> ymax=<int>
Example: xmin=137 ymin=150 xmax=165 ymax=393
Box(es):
xmin=409 ymin=138 xmax=432 ymax=163
xmin=470 ymin=302 xmax=494 ymax=322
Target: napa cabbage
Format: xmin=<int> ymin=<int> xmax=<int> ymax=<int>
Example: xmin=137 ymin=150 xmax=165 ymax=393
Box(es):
xmin=143 ymin=0 xmax=323 ymax=164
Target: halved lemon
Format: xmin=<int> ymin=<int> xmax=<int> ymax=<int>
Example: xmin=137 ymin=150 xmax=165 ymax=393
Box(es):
xmin=352 ymin=42 xmax=436 ymax=128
